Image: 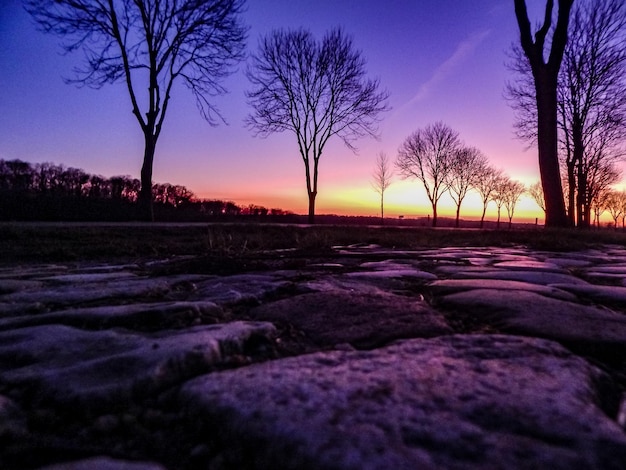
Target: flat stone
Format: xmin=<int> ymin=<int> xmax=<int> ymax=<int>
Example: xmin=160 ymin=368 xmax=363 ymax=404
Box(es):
xmin=250 ymin=290 xmax=452 ymax=349
xmin=37 ymin=457 xmax=166 ymax=470
xmin=181 ymin=335 xmax=626 ymax=470
xmin=0 ymin=321 xmax=276 ymax=411
xmin=543 ymin=257 xmax=593 ymax=268
xmin=0 ymin=301 xmax=224 ymax=331
xmin=38 ymin=272 xmax=139 ymax=283
xmin=491 ymin=260 xmax=566 ymax=272
xmin=583 ymin=265 xmax=626 ymax=274
xmin=449 ymin=270 xmax=590 ymax=285
xmin=428 ymin=279 xmax=577 ymax=301
xmin=0 ymin=278 xmax=172 ymax=308
xmin=191 ymin=274 xmax=290 ymax=305
xmin=438 ymin=289 xmax=626 ymax=351
xmin=550 ymin=283 xmax=626 ymax=306
xmin=0 ymin=280 xmax=44 ymax=294
xmin=346 ymin=269 xmax=437 ymax=280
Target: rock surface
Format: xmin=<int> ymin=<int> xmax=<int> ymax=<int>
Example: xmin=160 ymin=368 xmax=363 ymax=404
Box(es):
xmin=1 ymin=243 xmax=626 ymax=469
xmin=182 ymin=335 xmax=626 ymax=470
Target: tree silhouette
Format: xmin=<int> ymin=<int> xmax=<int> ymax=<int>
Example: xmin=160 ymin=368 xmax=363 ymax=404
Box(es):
xmin=528 ymin=181 xmax=546 ymax=215
xmin=246 ymin=28 xmax=389 ymax=223
xmin=26 ymin=0 xmax=247 ymax=221
xmin=509 ymin=0 xmax=626 ymax=228
xmin=512 ymin=0 xmax=574 ymax=227
xmin=503 ymin=180 xmax=526 ymax=229
xmin=474 ymin=164 xmax=503 ymax=228
xmin=558 ymin=0 xmax=626 ymax=227
xmin=396 ymin=122 xmax=461 ymax=227
xmin=371 ymin=152 xmax=393 ymax=224
xmin=605 ymin=190 xmax=626 ymax=230
xmin=446 ymin=146 xmax=486 ymax=228
xmin=491 ymin=174 xmax=511 ymax=229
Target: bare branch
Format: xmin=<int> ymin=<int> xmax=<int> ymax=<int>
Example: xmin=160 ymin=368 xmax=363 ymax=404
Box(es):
xmin=245 ymin=28 xmax=389 ymax=223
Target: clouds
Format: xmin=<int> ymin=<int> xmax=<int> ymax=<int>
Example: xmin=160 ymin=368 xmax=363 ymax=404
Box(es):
xmin=405 ymin=29 xmax=492 ymax=108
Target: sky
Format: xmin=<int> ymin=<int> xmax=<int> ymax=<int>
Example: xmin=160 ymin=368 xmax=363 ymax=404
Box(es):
xmin=1 ymin=0 xmax=612 ymax=222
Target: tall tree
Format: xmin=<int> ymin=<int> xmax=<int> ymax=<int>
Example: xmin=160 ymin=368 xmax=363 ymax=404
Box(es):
xmin=371 ymin=152 xmax=393 ymax=224
xmin=512 ymin=0 xmax=574 ymax=227
xmin=446 ymin=146 xmax=486 ymax=228
xmin=246 ymin=28 xmax=389 ymax=223
xmin=557 ymin=0 xmax=626 ymax=227
xmin=396 ymin=122 xmax=461 ymax=227
xmin=26 ymin=0 xmax=247 ymax=221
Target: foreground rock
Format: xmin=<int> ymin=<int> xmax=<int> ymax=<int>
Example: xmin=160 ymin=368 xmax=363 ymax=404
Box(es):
xmin=182 ymin=335 xmax=626 ymax=469
xmin=0 ymin=321 xmax=276 ymax=411
xmin=2 ymin=243 xmax=626 ymax=468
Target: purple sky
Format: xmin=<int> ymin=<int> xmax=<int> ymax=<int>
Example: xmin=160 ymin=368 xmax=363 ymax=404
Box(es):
xmin=0 ymin=0 xmax=587 ymax=219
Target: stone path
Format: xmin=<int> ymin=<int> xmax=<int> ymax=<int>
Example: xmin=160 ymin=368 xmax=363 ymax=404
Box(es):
xmin=2 ymin=244 xmax=626 ymax=469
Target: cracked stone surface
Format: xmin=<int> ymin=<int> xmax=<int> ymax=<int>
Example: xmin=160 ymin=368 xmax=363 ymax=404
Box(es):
xmin=1 ymin=243 xmax=626 ymax=469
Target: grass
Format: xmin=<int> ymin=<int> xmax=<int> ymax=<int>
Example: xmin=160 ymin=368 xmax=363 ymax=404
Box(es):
xmin=1 ymin=222 xmax=626 ymax=265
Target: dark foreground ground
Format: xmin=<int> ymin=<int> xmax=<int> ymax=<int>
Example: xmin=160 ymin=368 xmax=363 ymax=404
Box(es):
xmin=2 ymin=223 xmax=626 ymax=469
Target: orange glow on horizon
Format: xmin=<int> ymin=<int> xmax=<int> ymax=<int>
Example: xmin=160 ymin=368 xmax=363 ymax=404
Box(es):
xmin=196 ymin=179 xmax=552 ymax=224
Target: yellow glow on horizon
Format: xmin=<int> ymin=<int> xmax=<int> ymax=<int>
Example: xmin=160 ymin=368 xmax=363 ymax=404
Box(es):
xmin=198 ymin=178 xmax=624 ymax=226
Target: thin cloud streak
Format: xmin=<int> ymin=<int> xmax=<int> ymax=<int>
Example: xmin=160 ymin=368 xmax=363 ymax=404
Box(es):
xmin=402 ymin=29 xmax=492 ymax=110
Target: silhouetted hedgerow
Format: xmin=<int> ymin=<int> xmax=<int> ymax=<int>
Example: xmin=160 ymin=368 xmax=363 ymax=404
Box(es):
xmin=0 ymin=159 xmax=287 ymax=222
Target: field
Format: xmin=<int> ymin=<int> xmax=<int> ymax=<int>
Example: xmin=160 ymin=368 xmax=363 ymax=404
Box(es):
xmin=2 ymin=222 xmax=626 ymax=265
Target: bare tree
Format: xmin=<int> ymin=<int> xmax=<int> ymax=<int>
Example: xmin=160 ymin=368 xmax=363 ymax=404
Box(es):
xmin=491 ymin=175 xmax=511 ymax=229
xmin=528 ymin=181 xmax=546 ymax=214
xmin=605 ymin=190 xmax=626 ymax=229
xmin=396 ymin=122 xmax=461 ymax=227
xmin=509 ymin=0 xmax=626 ymax=228
xmin=371 ymin=152 xmax=393 ymax=224
xmin=246 ymin=28 xmax=389 ymax=223
xmin=559 ymin=0 xmax=626 ymax=227
xmin=591 ymin=187 xmax=611 ymax=227
xmin=446 ymin=146 xmax=486 ymax=228
xmin=26 ymin=0 xmax=247 ymax=221
xmin=474 ymin=164 xmax=503 ymax=228
xmin=503 ymin=180 xmax=526 ymax=229
xmin=511 ymin=0 xmax=574 ymax=227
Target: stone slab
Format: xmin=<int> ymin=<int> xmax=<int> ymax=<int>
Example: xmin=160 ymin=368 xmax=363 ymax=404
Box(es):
xmin=439 ymin=289 xmax=626 ymax=350
xmin=428 ymin=279 xmax=577 ymax=301
xmin=0 ymin=321 xmax=276 ymax=411
xmin=181 ymin=335 xmax=626 ymax=470
xmin=250 ymin=291 xmax=452 ymax=349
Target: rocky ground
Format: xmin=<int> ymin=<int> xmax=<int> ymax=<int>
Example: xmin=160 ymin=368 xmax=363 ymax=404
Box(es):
xmin=2 ymin=243 xmax=626 ymax=469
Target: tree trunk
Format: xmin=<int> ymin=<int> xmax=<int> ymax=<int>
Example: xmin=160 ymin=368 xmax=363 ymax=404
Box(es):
xmin=380 ymin=193 xmax=384 ymax=225
xmin=480 ymin=203 xmax=487 ymax=229
xmin=431 ymin=203 xmax=438 ymax=227
xmin=514 ymin=0 xmax=574 ymax=228
xmin=139 ymin=135 xmax=156 ymax=222
xmin=308 ymin=191 xmax=317 ymax=224
xmin=535 ymin=72 xmax=569 ymax=227
xmin=455 ymin=204 xmax=461 ymax=228
xmin=566 ymin=159 xmax=576 ymax=226
xmin=572 ymin=119 xmax=588 ymax=228
xmin=576 ymin=163 xmax=588 ymax=228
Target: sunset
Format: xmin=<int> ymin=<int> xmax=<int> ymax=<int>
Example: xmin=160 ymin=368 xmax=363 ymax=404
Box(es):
xmin=0 ymin=0 xmax=590 ymax=223
xmin=3 ymin=1 xmax=626 ymax=467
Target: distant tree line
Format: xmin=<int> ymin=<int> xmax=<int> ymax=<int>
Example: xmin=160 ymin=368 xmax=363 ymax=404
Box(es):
xmin=394 ymin=122 xmax=528 ymax=229
xmin=0 ymin=159 xmax=293 ymax=221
